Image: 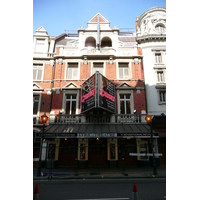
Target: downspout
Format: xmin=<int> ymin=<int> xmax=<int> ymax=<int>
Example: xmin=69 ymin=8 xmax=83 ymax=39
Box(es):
xmin=49 ymin=60 xmax=55 ymax=112
xmin=141 ymin=58 xmax=148 ymax=114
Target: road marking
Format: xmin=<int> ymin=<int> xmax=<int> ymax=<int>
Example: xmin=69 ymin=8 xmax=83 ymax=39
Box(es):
xmin=67 ymin=198 xmax=129 ymax=200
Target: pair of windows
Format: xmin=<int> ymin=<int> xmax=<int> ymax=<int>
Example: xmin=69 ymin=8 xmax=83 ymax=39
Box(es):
xmin=64 ymin=93 xmax=132 ymax=115
xmin=66 ymin=62 xmax=129 ymax=80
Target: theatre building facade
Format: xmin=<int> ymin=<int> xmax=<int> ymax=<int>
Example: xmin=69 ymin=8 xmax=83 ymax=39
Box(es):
xmin=33 ymin=11 xmax=165 ymax=169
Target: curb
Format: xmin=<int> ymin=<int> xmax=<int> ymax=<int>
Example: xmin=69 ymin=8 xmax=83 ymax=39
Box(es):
xmin=33 ymin=173 xmax=166 ymax=180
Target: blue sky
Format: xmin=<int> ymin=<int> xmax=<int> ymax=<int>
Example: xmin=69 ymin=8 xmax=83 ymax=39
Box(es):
xmin=33 ymin=0 xmax=166 ymax=36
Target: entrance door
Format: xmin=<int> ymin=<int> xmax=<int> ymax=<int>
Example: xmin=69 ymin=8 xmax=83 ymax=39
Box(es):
xmin=88 ymin=138 xmax=107 ymax=167
xmin=59 ymin=138 xmax=78 ymax=166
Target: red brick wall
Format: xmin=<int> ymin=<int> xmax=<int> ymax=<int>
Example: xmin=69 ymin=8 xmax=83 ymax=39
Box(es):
xmin=106 ymin=62 xmax=116 ymax=79
xmin=80 ymin=62 xmax=91 ymax=79
xmin=133 ymin=89 xmax=146 ymax=114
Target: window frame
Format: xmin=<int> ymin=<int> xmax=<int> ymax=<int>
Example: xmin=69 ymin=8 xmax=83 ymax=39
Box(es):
xmin=158 ymin=89 xmax=166 ymax=104
xmin=62 ymin=90 xmax=80 ymax=114
xmin=35 ymin=38 xmax=46 ymax=52
xmin=33 ymin=63 xmax=44 ymax=81
xmin=153 ymin=50 xmax=166 ymax=65
xmin=117 ymin=89 xmax=134 ymax=114
xmin=155 ymin=69 xmax=166 ymax=84
xmin=65 ymin=62 xmax=79 ymax=80
xmin=33 ymin=91 xmax=42 ymax=124
xmin=92 ymin=62 xmax=105 ymax=75
xmin=117 ymin=62 xmax=130 ymax=80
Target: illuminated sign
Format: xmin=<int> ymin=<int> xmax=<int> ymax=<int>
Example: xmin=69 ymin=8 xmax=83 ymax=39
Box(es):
xmin=81 ymin=72 xmax=115 ymax=113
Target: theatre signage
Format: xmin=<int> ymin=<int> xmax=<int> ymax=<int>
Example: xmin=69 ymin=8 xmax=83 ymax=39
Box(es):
xmin=37 ymin=132 xmax=153 ymax=139
xmin=81 ymin=72 xmax=115 ymax=113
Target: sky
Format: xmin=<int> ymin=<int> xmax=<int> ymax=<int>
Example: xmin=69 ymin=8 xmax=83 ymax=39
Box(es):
xmin=33 ymin=0 xmax=166 ymax=36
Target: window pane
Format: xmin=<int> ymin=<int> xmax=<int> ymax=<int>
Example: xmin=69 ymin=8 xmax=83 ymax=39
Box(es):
xmin=33 ymin=70 xmax=37 ymax=80
xmin=119 ymin=68 xmax=123 ymax=79
xmin=124 ymin=68 xmax=129 ymax=76
xmin=72 ymin=101 xmax=76 ymax=114
xmin=37 ymin=69 xmax=42 ymax=80
xmin=120 ymin=100 xmax=125 ymax=114
xmin=72 ymin=94 xmax=76 ymax=99
xmin=67 ymin=68 xmax=72 ymax=79
xmin=73 ymin=68 xmax=78 ymax=79
xmin=33 ymin=102 xmax=38 ymax=115
xmin=66 ymin=101 xmax=70 ymax=114
xmin=126 ymin=100 xmax=131 ymax=114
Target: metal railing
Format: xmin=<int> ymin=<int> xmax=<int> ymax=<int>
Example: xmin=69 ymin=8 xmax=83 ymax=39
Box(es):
xmin=48 ymin=113 xmax=147 ymax=124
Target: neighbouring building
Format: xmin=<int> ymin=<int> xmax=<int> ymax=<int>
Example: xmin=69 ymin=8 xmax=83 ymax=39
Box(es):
xmin=33 ymin=9 xmax=166 ymax=170
xmin=136 ymin=7 xmax=166 ymax=164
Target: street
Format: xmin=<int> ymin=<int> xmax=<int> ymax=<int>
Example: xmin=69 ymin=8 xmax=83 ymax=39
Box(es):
xmin=33 ymin=178 xmax=166 ymax=200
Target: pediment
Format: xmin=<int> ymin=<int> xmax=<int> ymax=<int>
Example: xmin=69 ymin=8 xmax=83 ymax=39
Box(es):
xmin=34 ymin=26 xmax=48 ymax=36
xmin=116 ymin=82 xmax=134 ymax=89
xmin=88 ymin=12 xmax=109 ymax=23
xmin=33 ymin=82 xmax=43 ymax=90
xmin=63 ymin=82 xmax=79 ymax=89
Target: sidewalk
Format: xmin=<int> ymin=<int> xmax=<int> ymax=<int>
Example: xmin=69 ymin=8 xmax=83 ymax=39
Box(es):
xmin=33 ymin=165 xmax=166 ymax=180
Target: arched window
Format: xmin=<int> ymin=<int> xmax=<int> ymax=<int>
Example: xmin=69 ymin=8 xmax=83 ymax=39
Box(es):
xmin=101 ymin=37 xmax=112 ymax=48
xmin=85 ymin=37 xmax=96 ymax=47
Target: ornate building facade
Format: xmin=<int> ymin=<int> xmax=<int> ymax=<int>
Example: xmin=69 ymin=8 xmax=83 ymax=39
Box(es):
xmin=33 ymin=8 xmax=166 ymax=169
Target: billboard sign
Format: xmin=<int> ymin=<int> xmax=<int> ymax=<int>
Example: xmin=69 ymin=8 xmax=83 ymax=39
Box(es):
xmin=81 ymin=73 xmax=96 ymax=113
xmin=81 ymin=72 xmax=115 ymax=113
xmin=98 ymin=73 xmax=115 ymax=113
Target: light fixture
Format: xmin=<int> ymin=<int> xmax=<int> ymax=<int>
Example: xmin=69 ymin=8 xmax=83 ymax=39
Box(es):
xmin=145 ymin=115 xmax=152 ymax=123
xmin=97 ymin=138 xmax=99 ymax=141
xmin=41 ymin=113 xmax=48 ymax=124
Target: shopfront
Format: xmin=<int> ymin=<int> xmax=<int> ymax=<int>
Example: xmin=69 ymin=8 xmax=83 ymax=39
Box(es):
xmin=36 ymin=123 xmax=159 ymax=168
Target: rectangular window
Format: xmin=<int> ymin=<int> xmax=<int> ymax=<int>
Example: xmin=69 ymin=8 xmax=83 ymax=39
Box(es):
xmin=119 ymin=63 xmax=129 ymax=79
xmin=33 ymin=95 xmax=39 ymax=115
xmin=66 ymin=63 xmax=78 ymax=80
xmin=155 ymin=53 xmax=162 ymax=64
xmin=33 ymin=64 xmax=43 ymax=81
xmin=120 ymin=94 xmax=131 ymax=114
xmin=93 ymin=63 xmax=103 ymax=74
xmin=159 ymin=90 xmax=166 ymax=103
xmin=65 ymin=94 xmax=77 ymax=114
xmin=35 ymin=39 xmax=46 ymax=52
xmin=157 ymin=71 xmax=165 ymax=82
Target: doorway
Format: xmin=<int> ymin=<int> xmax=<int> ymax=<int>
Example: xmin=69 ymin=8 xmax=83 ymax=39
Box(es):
xmin=88 ymin=138 xmax=107 ymax=167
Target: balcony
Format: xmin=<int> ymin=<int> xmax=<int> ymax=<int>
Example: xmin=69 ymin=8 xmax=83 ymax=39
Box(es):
xmin=48 ymin=113 xmax=147 ymax=124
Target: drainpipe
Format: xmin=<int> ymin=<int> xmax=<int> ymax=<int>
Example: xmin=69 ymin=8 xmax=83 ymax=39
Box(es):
xmin=49 ymin=60 xmax=55 ymax=112
xmin=141 ymin=58 xmax=148 ymax=114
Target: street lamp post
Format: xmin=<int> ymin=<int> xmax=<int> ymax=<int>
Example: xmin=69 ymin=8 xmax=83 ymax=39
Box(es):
xmin=145 ymin=115 xmax=157 ymax=175
xmin=37 ymin=113 xmax=48 ymax=177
